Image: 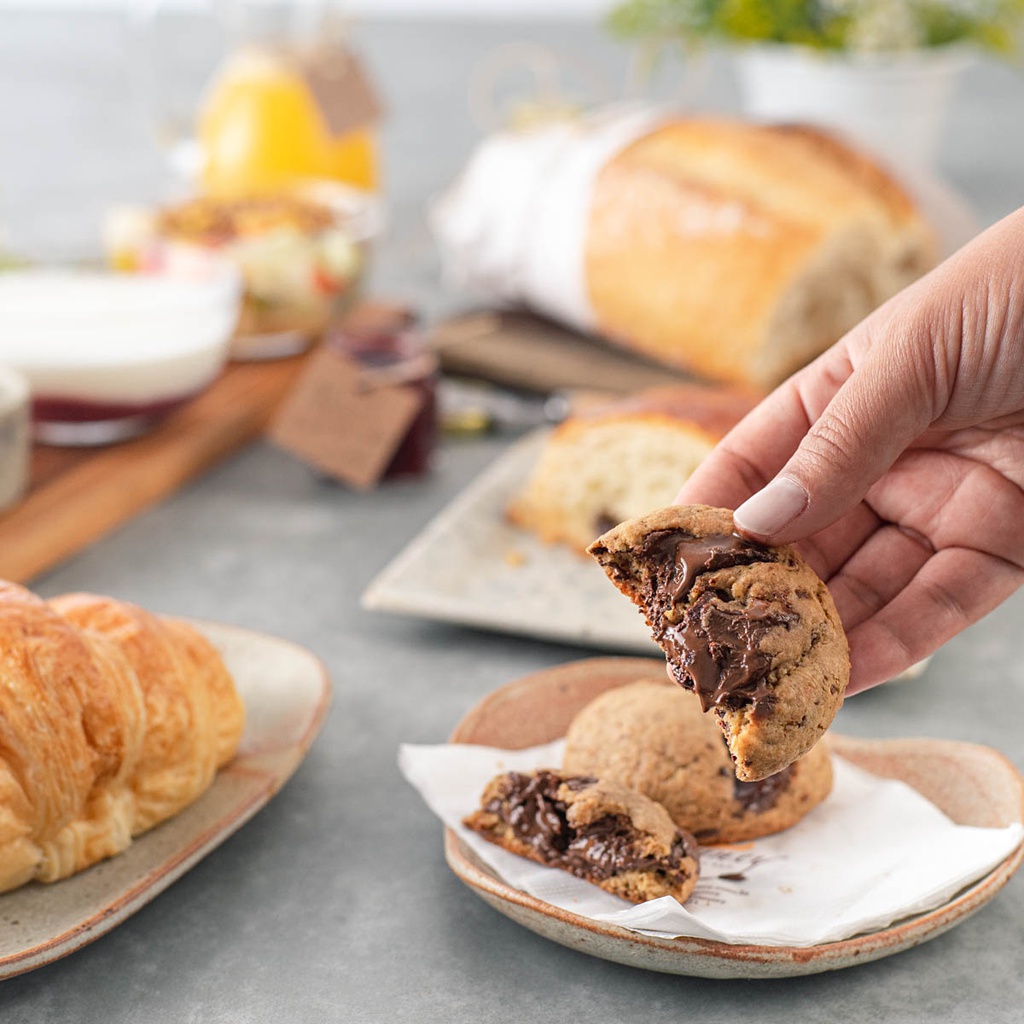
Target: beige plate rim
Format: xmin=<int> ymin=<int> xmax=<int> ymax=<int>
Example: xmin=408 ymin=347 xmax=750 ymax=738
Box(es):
xmin=0 ymin=619 xmax=332 ymax=981
xmin=444 ymin=657 xmax=1024 ymax=979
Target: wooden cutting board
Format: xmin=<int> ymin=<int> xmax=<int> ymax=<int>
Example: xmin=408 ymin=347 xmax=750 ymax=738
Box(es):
xmin=430 ymin=309 xmax=696 ymax=395
xmin=0 ymin=355 xmax=307 ymax=584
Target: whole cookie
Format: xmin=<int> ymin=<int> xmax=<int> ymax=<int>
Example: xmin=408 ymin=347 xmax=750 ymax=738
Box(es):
xmin=563 ymin=680 xmax=833 ymax=843
xmin=588 ymin=505 xmax=849 ymax=780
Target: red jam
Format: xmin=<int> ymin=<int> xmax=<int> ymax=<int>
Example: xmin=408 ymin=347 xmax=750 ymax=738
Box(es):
xmin=31 ymin=393 xmax=195 ymax=445
xmin=33 ymin=394 xmax=188 ymax=424
xmin=327 ymin=307 xmax=437 ymax=479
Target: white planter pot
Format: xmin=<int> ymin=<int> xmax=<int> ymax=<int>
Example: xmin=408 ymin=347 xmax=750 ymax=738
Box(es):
xmin=734 ymin=44 xmax=972 ymax=172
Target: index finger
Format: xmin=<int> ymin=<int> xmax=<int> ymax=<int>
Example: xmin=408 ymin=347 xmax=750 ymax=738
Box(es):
xmin=673 ymin=374 xmax=815 ymax=509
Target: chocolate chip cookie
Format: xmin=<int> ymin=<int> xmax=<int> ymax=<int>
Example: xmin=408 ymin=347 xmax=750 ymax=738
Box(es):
xmin=588 ymin=505 xmax=848 ymax=781
xmin=563 ymin=680 xmax=833 ymax=843
xmin=463 ymin=769 xmax=700 ymax=904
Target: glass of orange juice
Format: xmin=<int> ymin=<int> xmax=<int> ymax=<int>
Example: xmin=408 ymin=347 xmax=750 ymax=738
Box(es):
xmin=131 ymin=0 xmax=381 ymax=197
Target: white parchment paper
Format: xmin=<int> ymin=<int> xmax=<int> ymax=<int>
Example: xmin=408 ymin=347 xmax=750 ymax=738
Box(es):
xmin=399 ymin=739 xmax=1022 ymax=947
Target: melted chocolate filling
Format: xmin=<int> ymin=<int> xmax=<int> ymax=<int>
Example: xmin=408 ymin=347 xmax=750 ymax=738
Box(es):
xmin=641 ymin=530 xmax=772 ymax=602
xmin=733 ymin=763 xmax=794 ymax=813
xmin=638 ymin=530 xmax=797 ymax=715
xmin=487 ymin=771 xmax=696 ymax=882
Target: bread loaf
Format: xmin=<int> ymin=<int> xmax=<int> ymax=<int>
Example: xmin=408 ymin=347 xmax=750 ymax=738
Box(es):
xmin=507 ymin=383 xmax=758 ymax=553
xmin=434 ymin=113 xmax=937 ymax=390
xmin=585 ymin=119 xmax=936 ymax=388
xmin=0 ymin=583 xmax=244 ymax=893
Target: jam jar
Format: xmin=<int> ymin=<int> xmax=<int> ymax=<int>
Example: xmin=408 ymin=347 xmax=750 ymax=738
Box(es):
xmin=328 ymin=305 xmax=438 ymax=479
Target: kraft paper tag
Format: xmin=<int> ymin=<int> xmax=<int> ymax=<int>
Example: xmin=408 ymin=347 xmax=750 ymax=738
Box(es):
xmin=268 ymin=346 xmax=421 ymax=490
xmin=296 ymin=45 xmax=384 ymax=138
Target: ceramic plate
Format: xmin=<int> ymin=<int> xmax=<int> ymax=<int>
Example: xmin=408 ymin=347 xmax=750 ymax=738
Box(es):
xmin=445 ymin=658 xmax=1024 ymax=979
xmin=363 ymin=430 xmax=661 ymax=655
xmin=0 ymin=620 xmax=331 ymax=980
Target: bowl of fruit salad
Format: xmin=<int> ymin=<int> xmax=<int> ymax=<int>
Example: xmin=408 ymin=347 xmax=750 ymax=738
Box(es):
xmin=109 ymin=182 xmax=381 ymax=361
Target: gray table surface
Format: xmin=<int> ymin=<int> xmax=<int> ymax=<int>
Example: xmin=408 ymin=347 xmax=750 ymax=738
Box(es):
xmin=2 ymin=11 xmax=1024 ymax=1023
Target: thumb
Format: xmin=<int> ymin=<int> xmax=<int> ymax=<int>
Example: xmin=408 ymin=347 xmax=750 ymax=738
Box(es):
xmin=733 ymin=339 xmax=935 ymax=544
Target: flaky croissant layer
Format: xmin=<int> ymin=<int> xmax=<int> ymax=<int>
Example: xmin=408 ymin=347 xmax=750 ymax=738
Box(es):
xmin=0 ymin=582 xmax=244 ymax=893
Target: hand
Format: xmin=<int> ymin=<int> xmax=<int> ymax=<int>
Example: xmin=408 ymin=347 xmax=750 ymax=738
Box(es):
xmin=674 ymin=207 xmax=1024 ymax=694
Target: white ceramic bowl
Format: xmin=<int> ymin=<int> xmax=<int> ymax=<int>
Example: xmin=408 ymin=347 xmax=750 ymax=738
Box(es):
xmin=0 ymin=267 xmax=241 ymax=445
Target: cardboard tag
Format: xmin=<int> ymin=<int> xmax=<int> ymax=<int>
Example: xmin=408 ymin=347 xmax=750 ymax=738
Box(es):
xmin=295 ymin=45 xmax=384 ymax=138
xmin=268 ymin=346 xmax=422 ymax=490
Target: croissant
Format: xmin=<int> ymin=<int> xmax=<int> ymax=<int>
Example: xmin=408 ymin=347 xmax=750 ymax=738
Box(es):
xmin=0 ymin=582 xmax=244 ymax=893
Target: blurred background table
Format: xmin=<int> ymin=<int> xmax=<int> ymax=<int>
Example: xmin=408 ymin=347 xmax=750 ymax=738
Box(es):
xmin=2 ymin=9 xmax=1024 ymax=1023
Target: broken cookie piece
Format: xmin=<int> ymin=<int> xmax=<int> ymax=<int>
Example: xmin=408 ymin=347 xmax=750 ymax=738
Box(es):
xmin=463 ymin=769 xmax=699 ymax=904
xmin=587 ymin=505 xmax=848 ymax=781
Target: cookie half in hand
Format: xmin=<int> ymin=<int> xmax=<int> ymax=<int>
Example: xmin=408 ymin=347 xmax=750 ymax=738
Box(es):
xmin=588 ymin=505 xmax=848 ymax=781
xmin=463 ymin=769 xmax=700 ymax=904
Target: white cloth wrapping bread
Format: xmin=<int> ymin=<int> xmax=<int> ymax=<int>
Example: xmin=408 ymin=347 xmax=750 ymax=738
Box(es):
xmin=433 ymin=105 xmax=663 ymax=330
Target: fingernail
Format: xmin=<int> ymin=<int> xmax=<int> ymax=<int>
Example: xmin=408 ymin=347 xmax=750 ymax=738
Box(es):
xmin=735 ymin=477 xmax=808 ymax=539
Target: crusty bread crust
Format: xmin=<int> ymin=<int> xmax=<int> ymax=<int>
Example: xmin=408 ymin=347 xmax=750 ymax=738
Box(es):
xmin=584 ymin=119 xmax=936 ymax=389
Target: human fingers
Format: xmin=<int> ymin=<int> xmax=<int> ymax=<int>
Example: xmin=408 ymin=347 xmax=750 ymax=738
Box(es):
xmin=733 ymin=321 xmax=937 ymax=546
xmin=735 ymin=205 xmax=1024 ymax=547
xmin=844 ymin=546 xmax=1024 ymax=693
xmin=673 ymin=372 xmax=826 ymax=510
xmin=785 ymin=501 xmax=880 ymax=583
xmin=821 ymin=520 xmax=934 ymax=633
xmin=671 ymin=347 xmax=886 ymax=580
xmin=865 ymin=447 xmax=1024 ymax=571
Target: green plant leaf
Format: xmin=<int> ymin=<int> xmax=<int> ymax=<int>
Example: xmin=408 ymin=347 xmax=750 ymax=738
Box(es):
xmin=604 ymin=0 xmax=1024 ymax=54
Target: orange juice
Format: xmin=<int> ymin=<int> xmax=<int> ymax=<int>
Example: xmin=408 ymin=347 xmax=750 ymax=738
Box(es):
xmin=197 ymin=48 xmax=379 ymax=198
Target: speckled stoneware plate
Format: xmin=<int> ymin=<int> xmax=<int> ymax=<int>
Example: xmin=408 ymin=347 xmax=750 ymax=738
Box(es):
xmin=445 ymin=658 xmax=1024 ymax=979
xmin=0 ymin=621 xmax=331 ymax=980
xmin=362 ymin=430 xmax=661 ymax=655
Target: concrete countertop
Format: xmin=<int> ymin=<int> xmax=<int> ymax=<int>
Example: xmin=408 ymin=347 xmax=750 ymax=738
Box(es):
xmin=1 ymin=12 xmax=1023 ymax=1023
